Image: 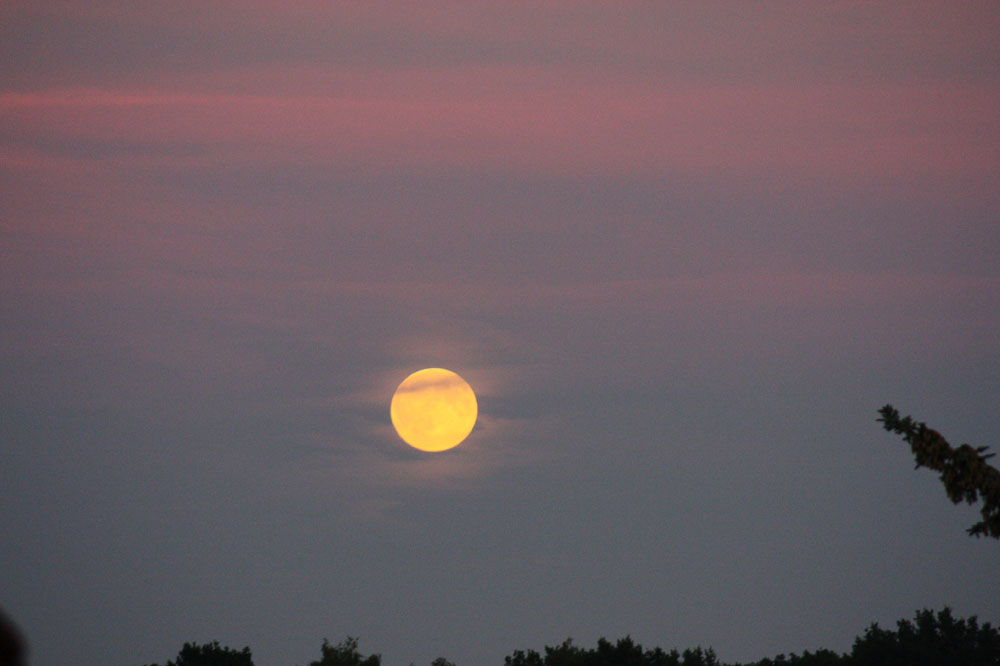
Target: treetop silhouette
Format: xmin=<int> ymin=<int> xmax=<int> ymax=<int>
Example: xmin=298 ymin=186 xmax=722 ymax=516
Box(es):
xmin=138 ymin=608 xmax=1000 ymax=666
xmin=878 ymin=405 xmax=1000 ymax=538
xmin=309 ymin=637 xmax=381 ymax=666
xmin=141 ymin=641 xmax=253 ymax=666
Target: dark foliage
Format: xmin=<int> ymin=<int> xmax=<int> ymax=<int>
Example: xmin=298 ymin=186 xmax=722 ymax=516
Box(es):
xmin=502 ymin=609 xmax=999 ymax=666
xmin=141 ymin=641 xmax=254 ymax=666
xmin=734 ymin=608 xmax=1000 ymax=666
xmin=308 ymin=636 xmax=381 ymax=666
xmin=736 ymin=649 xmax=844 ymax=666
xmin=878 ymin=404 xmax=1000 ymax=537
xmin=850 ymin=607 xmax=1000 ymax=666
xmin=504 ymin=636 xmax=718 ymax=666
xmin=143 ymin=609 xmax=999 ymax=666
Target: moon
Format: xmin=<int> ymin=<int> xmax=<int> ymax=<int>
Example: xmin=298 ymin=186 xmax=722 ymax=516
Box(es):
xmin=390 ymin=368 xmax=478 ymax=452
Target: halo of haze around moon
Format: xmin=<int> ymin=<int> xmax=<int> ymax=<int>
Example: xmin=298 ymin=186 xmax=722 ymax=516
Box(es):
xmin=390 ymin=368 xmax=478 ymax=452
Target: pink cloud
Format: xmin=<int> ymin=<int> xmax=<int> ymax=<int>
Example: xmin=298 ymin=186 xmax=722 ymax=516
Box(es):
xmin=3 ymin=74 xmax=997 ymax=186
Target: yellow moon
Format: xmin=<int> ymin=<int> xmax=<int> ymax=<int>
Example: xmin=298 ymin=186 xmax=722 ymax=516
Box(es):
xmin=390 ymin=368 xmax=478 ymax=452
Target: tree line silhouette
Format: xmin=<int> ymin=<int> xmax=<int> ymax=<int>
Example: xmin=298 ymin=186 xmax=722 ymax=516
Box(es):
xmin=3 ymin=408 xmax=994 ymax=666
xmin=139 ymin=608 xmax=1000 ymax=666
xmin=128 ymin=408 xmax=999 ymax=666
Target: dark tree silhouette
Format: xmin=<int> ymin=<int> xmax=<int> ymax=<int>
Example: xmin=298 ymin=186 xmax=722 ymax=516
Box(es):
xmin=849 ymin=607 xmax=1000 ymax=666
xmin=878 ymin=405 xmax=1000 ymax=537
xmin=141 ymin=609 xmax=1000 ymax=666
xmin=308 ymin=637 xmax=381 ymax=666
xmin=141 ymin=641 xmax=253 ymax=666
xmin=504 ymin=647 xmax=545 ymax=666
xmin=502 ymin=609 xmax=999 ymax=666
xmin=738 ymin=649 xmax=844 ymax=666
xmin=504 ymin=636 xmax=715 ymax=666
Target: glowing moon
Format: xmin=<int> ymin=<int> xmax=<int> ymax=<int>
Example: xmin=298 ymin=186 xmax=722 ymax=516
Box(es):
xmin=390 ymin=368 xmax=478 ymax=452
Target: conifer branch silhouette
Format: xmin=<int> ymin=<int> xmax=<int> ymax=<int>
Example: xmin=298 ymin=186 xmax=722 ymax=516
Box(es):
xmin=879 ymin=404 xmax=1000 ymax=538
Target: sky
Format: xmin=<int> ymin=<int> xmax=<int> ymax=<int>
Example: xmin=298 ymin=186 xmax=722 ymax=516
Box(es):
xmin=2 ymin=2 xmax=999 ymax=665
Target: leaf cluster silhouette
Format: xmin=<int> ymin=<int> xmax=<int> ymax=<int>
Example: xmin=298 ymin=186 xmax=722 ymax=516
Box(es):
xmin=142 ymin=640 xmax=253 ymax=666
xmin=878 ymin=405 xmax=1000 ymax=537
xmin=308 ymin=637 xmax=381 ymax=666
xmin=140 ymin=608 xmax=1000 ymax=666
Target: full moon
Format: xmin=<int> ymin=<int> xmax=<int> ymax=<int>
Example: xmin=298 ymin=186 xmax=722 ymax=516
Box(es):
xmin=390 ymin=368 xmax=478 ymax=452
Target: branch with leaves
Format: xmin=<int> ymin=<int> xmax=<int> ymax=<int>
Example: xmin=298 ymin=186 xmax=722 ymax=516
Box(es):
xmin=878 ymin=404 xmax=1000 ymax=538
